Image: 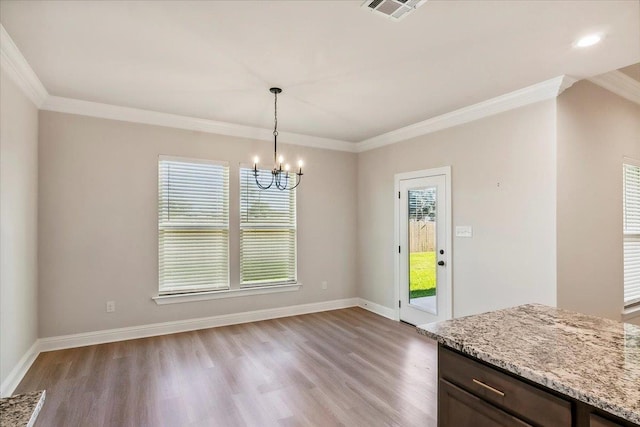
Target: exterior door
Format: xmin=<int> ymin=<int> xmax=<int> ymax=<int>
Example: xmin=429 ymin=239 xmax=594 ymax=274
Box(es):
xmin=398 ymin=172 xmax=450 ymax=326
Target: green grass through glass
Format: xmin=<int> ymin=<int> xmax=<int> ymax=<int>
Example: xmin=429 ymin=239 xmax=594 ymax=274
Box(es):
xmin=410 ymin=251 xmax=436 ymax=299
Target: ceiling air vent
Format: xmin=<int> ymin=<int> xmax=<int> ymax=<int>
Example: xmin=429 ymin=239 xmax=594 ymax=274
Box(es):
xmin=362 ymin=0 xmax=427 ymax=21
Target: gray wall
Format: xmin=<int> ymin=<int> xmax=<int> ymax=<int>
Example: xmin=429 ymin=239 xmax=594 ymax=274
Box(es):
xmin=38 ymin=111 xmax=357 ymax=337
xmin=20 ymin=79 xmax=640 ymax=344
xmin=357 ymin=100 xmax=558 ymax=317
xmin=557 ymin=80 xmax=640 ymax=325
xmin=0 ymin=68 xmax=39 ymax=386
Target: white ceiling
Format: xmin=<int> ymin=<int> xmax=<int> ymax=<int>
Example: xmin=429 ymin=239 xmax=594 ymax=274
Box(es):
xmin=1 ymin=0 xmax=639 ymax=143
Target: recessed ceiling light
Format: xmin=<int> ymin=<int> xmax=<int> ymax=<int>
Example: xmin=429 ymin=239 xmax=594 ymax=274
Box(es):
xmin=575 ymin=34 xmax=602 ymax=48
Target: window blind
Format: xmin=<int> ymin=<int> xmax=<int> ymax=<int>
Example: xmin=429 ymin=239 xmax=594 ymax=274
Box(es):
xmin=624 ymin=163 xmax=640 ymax=306
xmin=240 ymin=167 xmax=296 ymax=286
xmin=158 ymin=157 xmax=229 ymax=294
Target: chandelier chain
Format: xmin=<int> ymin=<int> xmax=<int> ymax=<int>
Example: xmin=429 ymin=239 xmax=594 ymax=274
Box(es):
xmin=273 ymin=91 xmax=278 ymax=137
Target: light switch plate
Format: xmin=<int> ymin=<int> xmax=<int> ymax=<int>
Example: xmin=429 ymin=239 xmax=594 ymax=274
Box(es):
xmin=456 ymin=226 xmax=473 ymax=238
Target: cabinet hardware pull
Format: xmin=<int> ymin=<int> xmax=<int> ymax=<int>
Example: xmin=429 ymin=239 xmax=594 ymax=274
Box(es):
xmin=472 ymin=378 xmax=505 ymax=396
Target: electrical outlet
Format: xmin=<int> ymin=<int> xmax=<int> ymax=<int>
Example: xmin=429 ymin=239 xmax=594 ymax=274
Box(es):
xmin=321 ymin=281 xmax=328 ymax=290
xmin=106 ymin=301 xmax=116 ymax=313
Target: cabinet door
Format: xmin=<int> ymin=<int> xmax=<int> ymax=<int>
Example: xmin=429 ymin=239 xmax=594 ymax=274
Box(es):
xmin=438 ymin=346 xmax=571 ymax=426
xmin=590 ymin=414 xmax=623 ymax=427
xmin=439 ymin=379 xmax=532 ymax=427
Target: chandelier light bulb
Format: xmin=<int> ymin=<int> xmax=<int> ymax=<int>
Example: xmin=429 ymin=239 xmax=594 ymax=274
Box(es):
xmin=278 ymin=155 xmax=284 ymax=164
xmin=298 ymin=160 xmax=304 ymax=168
xmin=253 ymin=156 xmax=259 ymax=165
xmin=285 ymin=164 xmax=290 ymax=171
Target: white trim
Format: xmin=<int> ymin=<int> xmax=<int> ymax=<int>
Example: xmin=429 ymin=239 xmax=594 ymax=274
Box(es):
xmin=159 ymin=154 xmax=229 ymax=167
xmin=0 ymin=24 xmax=356 ymax=153
xmin=394 ymin=179 xmax=400 ymax=322
xmin=588 ymin=70 xmax=640 ymax=106
xmin=1 ymin=298 xmax=359 ymax=396
xmin=624 ymin=156 xmax=640 ymax=168
xmin=357 ymin=298 xmax=398 ymax=320
xmin=0 ymin=299 xmax=399 ymax=398
xmin=394 ymin=167 xmax=451 ymax=182
xmin=355 ymin=75 xmax=576 ymax=152
xmin=38 ymin=298 xmax=359 ymax=352
xmin=0 ymin=24 xmax=48 ymax=107
xmin=0 ymin=298 xmax=360 ymax=397
xmin=0 ymin=341 xmax=39 ymax=397
xmin=394 ymin=167 xmax=453 ymax=323
xmin=622 ymin=304 xmax=640 ymax=322
xmin=40 ymin=76 xmax=577 ymax=153
xmin=0 ymin=24 xmax=584 ymax=153
xmin=623 ymin=159 xmax=640 ymax=315
xmin=153 ymin=283 xmax=302 ymax=305
xmin=445 ymin=169 xmax=453 ymax=318
xmin=41 ymin=95 xmax=357 ymax=152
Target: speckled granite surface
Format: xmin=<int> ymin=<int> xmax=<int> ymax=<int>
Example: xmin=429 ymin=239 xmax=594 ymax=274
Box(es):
xmin=417 ymin=304 xmax=640 ymax=424
xmin=0 ymin=390 xmax=45 ymax=427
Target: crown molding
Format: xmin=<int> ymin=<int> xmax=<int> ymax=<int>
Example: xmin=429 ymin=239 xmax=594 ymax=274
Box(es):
xmin=2 ymin=23 xmax=581 ymax=154
xmin=42 ymin=96 xmax=358 ymax=152
xmin=1 ymin=25 xmax=356 ymax=152
xmin=587 ymin=70 xmax=640 ymax=106
xmin=354 ymin=75 xmax=577 ymax=153
xmin=0 ymin=24 xmax=48 ymax=107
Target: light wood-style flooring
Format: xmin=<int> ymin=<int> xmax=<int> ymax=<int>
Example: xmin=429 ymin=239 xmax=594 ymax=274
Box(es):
xmin=16 ymin=307 xmax=438 ymax=426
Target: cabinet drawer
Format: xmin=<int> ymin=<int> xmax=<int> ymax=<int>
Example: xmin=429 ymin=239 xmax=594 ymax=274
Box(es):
xmin=439 ymin=346 xmax=572 ymax=427
xmin=439 ymin=378 xmax=532 ymax=427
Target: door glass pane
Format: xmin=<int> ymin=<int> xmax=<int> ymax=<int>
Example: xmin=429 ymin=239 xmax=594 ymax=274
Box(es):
xmin=408 ymin=187 xmax=437 ymax=314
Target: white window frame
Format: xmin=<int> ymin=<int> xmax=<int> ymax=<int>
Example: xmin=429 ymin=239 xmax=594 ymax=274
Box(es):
xmin=153 ymin=159 xmax=301 ymax=305
xmin=239 ymin=165 xmax=298 ymax=287
xmin=623 ymin=158 xmax=640 ymax=318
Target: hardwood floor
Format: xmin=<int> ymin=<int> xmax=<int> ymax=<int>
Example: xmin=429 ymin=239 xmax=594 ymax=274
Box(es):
xmin=16 ymin=308 xmax=438 ymax=426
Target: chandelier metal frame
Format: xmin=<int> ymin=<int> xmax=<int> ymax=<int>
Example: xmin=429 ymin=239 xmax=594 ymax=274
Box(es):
xmin=252 ymin=87 xmax=303 ymax=191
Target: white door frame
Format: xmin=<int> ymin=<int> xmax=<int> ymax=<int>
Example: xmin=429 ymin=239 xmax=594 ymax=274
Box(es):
xmin=394 ymin=166 xmax=453 ymax=322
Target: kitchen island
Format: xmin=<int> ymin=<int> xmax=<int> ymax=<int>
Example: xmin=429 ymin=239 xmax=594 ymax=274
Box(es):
xmin=0 ymin=390 xmax=45 ymax=427
xmin=418 ymin=304 xmax=640 ymax=427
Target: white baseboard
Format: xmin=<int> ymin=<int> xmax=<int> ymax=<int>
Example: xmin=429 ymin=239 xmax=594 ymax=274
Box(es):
xmin=1 ymin=341 xmax=40 ymax=397
xmin=3 ymin=297 xmax=373 ymax=396
xmin=358 ymin=298 xmax=398 ymax=320
xmin=39 ymin=298 xmax=359 ymax=352
xmin=622 ymin=305 xmax=640 ymax=322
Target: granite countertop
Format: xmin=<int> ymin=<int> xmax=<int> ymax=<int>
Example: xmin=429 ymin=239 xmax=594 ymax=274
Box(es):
xmin=417 ymin=304 xmax=640 ymax=424
xmin=0 ymin=390 xmax=46 ymax=427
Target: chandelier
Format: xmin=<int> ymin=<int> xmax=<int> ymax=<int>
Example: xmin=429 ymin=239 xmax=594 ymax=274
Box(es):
xmin=252 ymin=87 xmax=303 ymax=190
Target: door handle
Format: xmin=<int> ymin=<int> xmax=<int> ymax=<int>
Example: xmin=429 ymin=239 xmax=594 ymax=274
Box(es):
xmin=437 ymin=260 xmax=445 ymax=266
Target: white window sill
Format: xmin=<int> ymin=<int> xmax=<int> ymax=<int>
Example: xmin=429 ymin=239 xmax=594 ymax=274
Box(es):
xmin=622 ymin=304 xmax=640 ymax=322
xmin=153 ymin=283 xmax=301 ymax=305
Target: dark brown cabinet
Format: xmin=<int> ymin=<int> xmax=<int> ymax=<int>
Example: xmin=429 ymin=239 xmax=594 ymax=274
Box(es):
xmin=439 ymin=379 xmax=531 ymax=426
xmin=590 ymin=414 xmax=624 ymax=427
xmin=437 ymin=344 xmax=638 ymax=427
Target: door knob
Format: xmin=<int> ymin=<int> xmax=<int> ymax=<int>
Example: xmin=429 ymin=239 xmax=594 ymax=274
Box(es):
xmin=438 ymin=260 xmax=445 ymax=266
